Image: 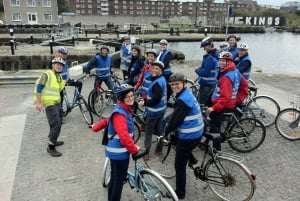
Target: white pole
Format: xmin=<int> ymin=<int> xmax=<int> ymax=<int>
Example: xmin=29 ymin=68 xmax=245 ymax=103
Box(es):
xmin=225 ymin=4 xmax=230 ymax=41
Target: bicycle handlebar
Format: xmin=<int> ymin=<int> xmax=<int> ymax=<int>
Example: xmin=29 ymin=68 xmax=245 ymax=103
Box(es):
xmin=132 ymin=147 xmax=150 ymax=160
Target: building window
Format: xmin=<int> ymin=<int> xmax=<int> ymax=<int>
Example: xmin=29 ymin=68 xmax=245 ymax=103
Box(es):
xmin=27 ymin=12 xmax=38 ymax=24
xmin=42 ymin=0 xmax=51 ymax=7
xmin=114 ymin=0 xmax=118 ymax=3
xmin=114 ymin=10 xmax=119 ymax=14
xmin=88 ymin=10 xmax=92 ymax=14
xmin=27 ymin=0 xmax=36 ymax=7
xmin=88 ymin=4 xmax=92 ymax=8
xmin=44 ymin=14 xmax=52 ymax=22
xmin=11 ymin=0 xmax=20 ymax=6
xmin=88 ymin=0 xmax=92 ymax=2
xmin=12 ymin=13 xmax=22 ymax=21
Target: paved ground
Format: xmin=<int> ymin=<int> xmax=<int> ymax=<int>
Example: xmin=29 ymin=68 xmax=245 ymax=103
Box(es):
xmin=1 ymin=67 xmax=300 ymax=201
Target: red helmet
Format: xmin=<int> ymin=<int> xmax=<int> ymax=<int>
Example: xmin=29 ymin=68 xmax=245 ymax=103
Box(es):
xmin=218 ymin=51 xmax=233 ymax=61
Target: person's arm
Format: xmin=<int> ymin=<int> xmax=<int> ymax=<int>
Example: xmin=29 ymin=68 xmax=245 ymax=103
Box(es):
xmin=164 ymin=100 xmax=190 ymax=135
xmin=144 ymin=83 xmax=163 ymax=107
xmin=134 ymin=67 xmax=145 ymax=89
xmin=85 ymin=56 xmax=97 ymax=74
xmin=162 ymin=51 xmax=172 ymax=67
xmin=91 ymin=116 xmax=109 ymax=132
xmin=236 ymin=76 xmax=249 ymax=103
xmin=237 ymin=61 xmax=251 ymax=74
xmin=112 ymin=113 xmax=139 ymax=155
xmin=212 ymin=77 xmax=233 ymax=112
xmin=35 ymin=73 xmax=47 ymax=112
xmin=195 ymin=57 xmax=214 ymax=77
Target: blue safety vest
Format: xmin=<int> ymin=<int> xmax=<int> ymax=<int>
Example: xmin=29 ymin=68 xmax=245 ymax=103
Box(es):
xmin=60 ymin=62 xmax=69 ymax=81
xmin=177 ymin=88 xmax=204 ymax=140
xmin=236 ymin=55 xmax=252 ymax=80
xmin=95 ymin=54 xmax=111 ymax=80
xmin=139 ymin=71 xmax=152 ymax=95
xmin=212 ymin=69 xmax=242 ymax=100
xmin=158 ymin=49 xmax=172 ymax=77
xmin=105 ymin=105 xmax=134 ymax=160
xmin=227 ymin=46 xmax=239 ymax=60
xmin=120 ymin=43 xmax=132 ymax=70
xmin=197 ymin=53 xmax=219 ymax=86
xmin=146 ymin=76 xmax=167 ymax=117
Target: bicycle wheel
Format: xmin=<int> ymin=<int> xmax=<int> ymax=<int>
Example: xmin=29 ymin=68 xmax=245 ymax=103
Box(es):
xmin=100 ymin=92 xmax=117 ymax=118
xmin=87 ymin=88 xmax=97 ymax=114
xmin=248 ymin=79 xmax=257 ymax=98
xmin=246 ymin=95 xmax=280 ymax=127
xmin=92 ymin=91 xmax=105 ymax=117
xmin=101 ymin=157 xmax=111 ymax=188
xmin=186 ymin=79 xmax=198 ymax=97
xmin=275 ymin=108 xmax=300 ymax=140
xmin=78 ymin=96 xmax=93 ymax=125
xmin=204 ymin=156 xmax=256 ymax=201
xmin=227 ymin=118 xmax=266 ymax=153
xmin=62 ymin=95 xmax=70 ymax=117
xmin=144 ymin=139 xmax=176 ymax=179
xmin=137 ymin=168 xmax=178 ymax=201
xmin=133 ymin=121 xmax=141 ymax=143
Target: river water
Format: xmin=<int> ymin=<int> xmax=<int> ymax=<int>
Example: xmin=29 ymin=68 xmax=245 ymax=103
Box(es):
xmin=168 ymin=32 xmax=300 ymax=74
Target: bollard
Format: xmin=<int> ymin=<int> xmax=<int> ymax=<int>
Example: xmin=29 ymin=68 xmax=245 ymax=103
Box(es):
xmin=9 ymin=28 xmax=14 ymax=36
xmin=85 ymin=30 xmax=88 ymax=37
xmin=204 ymin=28 xmax=208 ymax=36
xmin=98 ymin=29 xmax=101 ymax=38
xmin=51 ymin=36 xmax=55 ymax=42
xmin=50 ymin=40 xmax=53 ymax=54
xmin=30 ymin=34 xmax=34 ymax=44
xmin=95 ymin=35 xmax=99 ymax=50
xmin=10 ymin=40 xmax=15 ymax=55
xmin=72 ymin=35 xmax=75 ymax=46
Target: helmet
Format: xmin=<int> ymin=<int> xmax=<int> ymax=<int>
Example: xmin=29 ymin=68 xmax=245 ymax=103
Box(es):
xmin=200 ymin=36 xmax=213 ymax=48
xmin=219 ymin=42 xmax=228 ymax=47
xmin=169 ymin=72 xmax=187 ymax=83
xmin=123 ymin=35 xmax=131 ymax=40
xmin=218 ymin=51 xmax=233 ymax=61
xmin=152 ymin=61 xmax=165 ymax=70
xmin=238 ymin=42 xmax=249 ymax=50
xmin=159 ymin=39 xmax=168 ymax=45
xmin=58 ymin=47 xmax=68 ymax=54
xmin=114 ymin=84 xmax=134 ymax=100
xmin=132 ymin=45 xmax=141 ymax=54
xmin=145 ymin=49 xmax=157 ymax=57
xmin=100 ymin=45 xmax=110 ymax=52
xmin=226 ymin=34 xmax=238 ymax=42
xmin=52 ymin=57 xmax=65 ymax=65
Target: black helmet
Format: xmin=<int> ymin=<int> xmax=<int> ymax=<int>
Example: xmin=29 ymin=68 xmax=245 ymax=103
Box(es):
xmin=152 ymin=61 xmax=164 ymax=70
xmin=114 ymin=84 xmax=134 ymax=101
xmin=226 ymin=34 xmax=238 ymax=42
xmin=200 ymin=36 xmax=213 ymax=48
xmin=132 ymin=45 xmax=141 ymax=54
xmin=169 ymin=72 xmax=187 ymax=83
xmin=100 ymin=45 xmax=110 ymax=52
xmin=145 ymin=49 xmax=157 ymax=57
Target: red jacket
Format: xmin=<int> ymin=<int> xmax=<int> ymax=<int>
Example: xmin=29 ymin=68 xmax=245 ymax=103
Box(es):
xmin=211 ymin=62 xmax=248 ymax=112
xmin=135 ymin=63 xmax=152 ymax=89
xmin=91 ymin=102 xmax=138 ymax=155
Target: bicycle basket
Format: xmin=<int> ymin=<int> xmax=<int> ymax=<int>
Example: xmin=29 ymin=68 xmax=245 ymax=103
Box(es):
xmin=288 ymin=92 xmax=300 ymax=109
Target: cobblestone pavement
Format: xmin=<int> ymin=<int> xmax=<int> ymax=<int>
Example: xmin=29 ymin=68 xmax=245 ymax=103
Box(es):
xmin=2 ymin=67 xmax=300 ymax=201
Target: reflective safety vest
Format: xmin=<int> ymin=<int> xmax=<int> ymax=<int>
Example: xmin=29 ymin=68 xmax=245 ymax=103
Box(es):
xmin=34 ymin=70 xmax=65 ymax=107
xmin=120 ymin=43 xmax=132 ymax=71
xmin=95 ymin=54 xmax=111 ymax=80
xmin=212 ymin=69 xmax=242 ymax=100
xmin=146 ymin=76 xmax=167 ymax=117
xmin=139 ymin=70 xmax=152 ymax=95
xmin=158 ymin=49 xmax=172 ymax=77
xmin=236 ymin=55 xmax=252 ymax=80
xmin=177 ymin=88 xmax=204 ymax=140
xmin=105 ymin=105 xmax=134 ymax=160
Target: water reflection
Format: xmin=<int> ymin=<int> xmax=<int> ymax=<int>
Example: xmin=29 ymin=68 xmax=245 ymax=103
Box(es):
xmin=168 ymin=32 xmax=300 ymax=74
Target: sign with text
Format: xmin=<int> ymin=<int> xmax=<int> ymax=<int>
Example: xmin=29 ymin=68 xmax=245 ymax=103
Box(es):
xmin=229 ymin=16 xmax=286 ymax=26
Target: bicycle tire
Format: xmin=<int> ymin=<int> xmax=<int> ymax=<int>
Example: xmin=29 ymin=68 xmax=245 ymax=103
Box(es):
xmin=144 ymin=140 xmax=176 ymax=179
xmin=133 ymin=121 xmax=141 ymax=143
xmin=246 ymin=95 xmax=280 ymax=127
xmin=101 ymin=157 xmax=111 ymax=188
xmin=204 ymin=156 xmax=256 ymax=201
xmin=78 ymin=96 xmax=93 ymax=125
xmin=137 ymin=168 xmax=178 ymax=201
xmin=62 ymin=94 xmax=70 ymax=117
xmin=186 ymin=79 xmax=198 ymax=97
xmin=227 ymin=118 xmax=266 ymax=153
xmin=275 ymin=108 xmax=300 ymax=140
xmin=87 ymin=88 xmax=97 ymax=114
xmin=248 ymin=79 xmax=257 ymax=98
xmin=92 ymin=91 xmax=105 ymax=117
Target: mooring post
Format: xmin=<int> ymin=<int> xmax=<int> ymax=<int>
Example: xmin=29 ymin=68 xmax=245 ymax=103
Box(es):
xmin=9 ymin=28 xmax=14 ymax=36
xmin=10 ymin=40 xmax=15 ymax=55
xmin=72 ymin=35 xmax=75 ymax=46
xmin=30 ymin=34 xmax=34 ymax=44
xmin=50 ymin=40 xmax=53 ymax=54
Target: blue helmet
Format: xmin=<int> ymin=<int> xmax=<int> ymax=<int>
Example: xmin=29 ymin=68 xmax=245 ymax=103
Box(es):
xmin=114 ymin=84 xmax=134 ymax=100
xmin=58 ymin=47 xmax=68 ymax=54
xmin=200 ymin=36 xmax=213 ymax=48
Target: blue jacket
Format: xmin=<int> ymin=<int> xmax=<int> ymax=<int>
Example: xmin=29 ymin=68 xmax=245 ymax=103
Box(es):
xmin=105 ymin=105 xmax=134 ymax=160
xmin=146 ymin=76 xmax=167 ymax=117
xmin=195 ymin=49 xmax=219 ymax=86
xmin=139 ymin=70 xmax=152 ymax=95
xmin=85 ymin=53 xmax=111 ymax=81
xmin=120 ymin=43 xmax=132 ymax=70
xmin=227 ymin=46 xmax=239 ymax=60
xmin=177 ymin=88 xmax=204 ymax=140
xmin=236 ymin=54 xmax=252 ymax=80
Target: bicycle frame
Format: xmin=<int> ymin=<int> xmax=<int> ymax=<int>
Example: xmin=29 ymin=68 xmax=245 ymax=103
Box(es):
xmin=63 ymin=86 xmax=81 ymax=110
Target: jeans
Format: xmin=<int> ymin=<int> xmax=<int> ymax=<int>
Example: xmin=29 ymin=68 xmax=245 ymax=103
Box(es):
xmin=45 ymin=103 xmax=63 ymax=144
xmin=198 ymin=85 xmax=215 ymax=106
xmin=95 ymin=77 xmax=114 ymax=90
xmin=108 ymin=158 xmax=129 ymax=201
xmin=209 ymin=110 xmax=225 ymax=151
xmin=175 ymin=139 xmax=198 ymax=198
xmin=144 ymin=115 xmax=164 ymax=149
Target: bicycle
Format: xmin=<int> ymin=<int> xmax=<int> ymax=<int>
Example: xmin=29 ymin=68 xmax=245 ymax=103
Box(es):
xmin=275 ymin=93 xmax=300 ymax=140
xmin=87 ymin=71 xmax=121 ymax=117
xmin=62 ymin=75 xmax=93 ymax=125
xmin=101 ymin=148 xmax=178 ymax=201
xmin=145 ymin=133 xmax=256 ymax=201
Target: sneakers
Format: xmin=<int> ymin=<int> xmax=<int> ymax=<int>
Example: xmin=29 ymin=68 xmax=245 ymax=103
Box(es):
xmin=175 ymin=190 xmax=185 ymax=200
xmin=47 ymin=147 xmax=62 ymax=157
xmin=54 ymin=141 xmax=64 ymax=146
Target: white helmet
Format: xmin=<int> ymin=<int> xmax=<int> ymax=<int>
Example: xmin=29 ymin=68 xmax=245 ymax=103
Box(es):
xmin=159 ymin=39 xmax=168 ymax=45
xmin=219 ymin=42 xmax=228 ymax=47
xmin=238 ymin=43 xmax=249 ymax=50
xmin=52 ymin=57 xmax=65 ymax=65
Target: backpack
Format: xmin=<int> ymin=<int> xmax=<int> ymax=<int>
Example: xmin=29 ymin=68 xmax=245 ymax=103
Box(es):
xmin=101 ymin=121 xmax=116 ymax=145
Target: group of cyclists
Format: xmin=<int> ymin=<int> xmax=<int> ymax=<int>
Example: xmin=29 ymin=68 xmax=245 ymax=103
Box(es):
xmin=34 ymin=33 xmax=253 ymax=200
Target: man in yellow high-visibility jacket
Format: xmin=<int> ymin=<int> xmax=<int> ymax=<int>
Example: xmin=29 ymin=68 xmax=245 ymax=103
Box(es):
xmin=34 ymin=57 xmax=66 ymax=157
